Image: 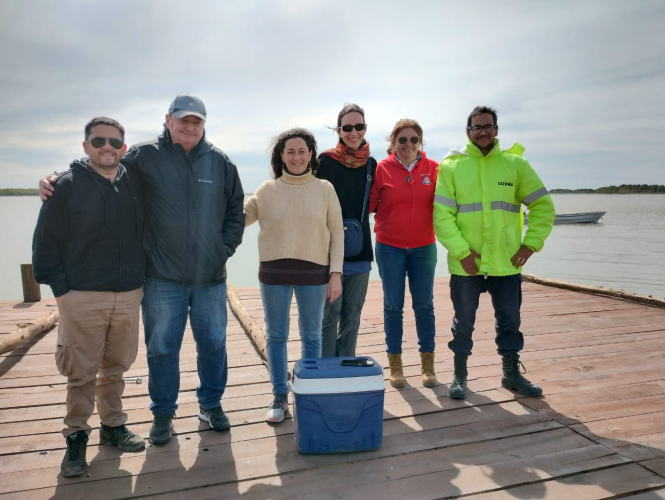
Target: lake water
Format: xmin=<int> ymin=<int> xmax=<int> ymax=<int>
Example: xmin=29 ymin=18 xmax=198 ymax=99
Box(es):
xmin=1 ymin=194 xmax=663 ymax=301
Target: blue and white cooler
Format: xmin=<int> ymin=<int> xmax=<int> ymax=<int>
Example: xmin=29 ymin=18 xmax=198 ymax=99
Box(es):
xmin=288 ymin=356 xmax=385 ymax=454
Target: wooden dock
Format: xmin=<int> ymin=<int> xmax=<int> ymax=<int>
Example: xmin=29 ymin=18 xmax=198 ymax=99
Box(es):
xmin=1 ymin=278 xmax=665 ymax=499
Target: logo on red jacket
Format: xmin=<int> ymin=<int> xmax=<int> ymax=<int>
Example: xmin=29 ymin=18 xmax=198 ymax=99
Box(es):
xmin=421 ymin=175 xmax=432 ymax=185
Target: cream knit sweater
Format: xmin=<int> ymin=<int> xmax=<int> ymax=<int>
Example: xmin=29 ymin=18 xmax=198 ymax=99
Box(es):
xmin=244 ymin=170 xmax=344 ymax=274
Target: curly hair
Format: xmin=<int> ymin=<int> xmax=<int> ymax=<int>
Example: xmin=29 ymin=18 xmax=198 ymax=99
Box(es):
xmin=269 ymin=128 xmax=319 ymax=179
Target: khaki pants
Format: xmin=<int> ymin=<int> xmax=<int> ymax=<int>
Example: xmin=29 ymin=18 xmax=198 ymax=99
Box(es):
xmin=55 ymin=288 xmax=143 ymax=437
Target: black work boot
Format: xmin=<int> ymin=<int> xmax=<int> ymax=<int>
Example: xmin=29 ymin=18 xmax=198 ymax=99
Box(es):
xmin=61 ymin=431 xmax=88 ymax=477
xmin=449 ymin=354 xmax=468 ymax=399
xmin=100 ymin=424 xmax=146 ymax=451
xmin=149 ymin=414 xmax=175 ymax=445
xmin=501 ymin=353 xmax=543 ymax=397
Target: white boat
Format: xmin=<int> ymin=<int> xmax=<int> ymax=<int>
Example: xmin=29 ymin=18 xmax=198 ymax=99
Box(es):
xmin=524 ymin=211 xmax=606 ymax=225
xmin=554 ymin=212 xmax=606 ymax=224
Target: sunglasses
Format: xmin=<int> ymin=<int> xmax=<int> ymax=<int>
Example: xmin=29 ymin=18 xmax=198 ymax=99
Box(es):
xmin=397 ymin=136 xmax=420 ymax=145
xmin=88 ymin=137 xmax=124 ymax=149
xmin=339 ymin=123 xmax=366 ymax=133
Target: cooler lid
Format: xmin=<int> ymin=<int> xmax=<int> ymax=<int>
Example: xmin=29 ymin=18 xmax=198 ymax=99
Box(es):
xmin=290 ymin=357 xmax=385 ymax=395
xmin=293 ymin=357 xmax=382 ymax=379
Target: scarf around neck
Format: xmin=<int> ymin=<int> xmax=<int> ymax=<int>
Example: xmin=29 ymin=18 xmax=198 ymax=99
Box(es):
xmin=319 ymin=139 xmax=370 ymax=169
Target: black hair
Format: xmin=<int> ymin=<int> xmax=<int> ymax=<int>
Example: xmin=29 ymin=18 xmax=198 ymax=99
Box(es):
xmin=467 ymin=106 xmax=498 ymax=128
xmin=84 ymin=117 xmax=125 ymax=141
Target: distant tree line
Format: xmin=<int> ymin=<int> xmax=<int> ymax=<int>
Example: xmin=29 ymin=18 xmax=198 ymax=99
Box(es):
xmin=551 ymin=184 xmax=665 ymax=194
xmin=4 ymin=185 xmax=664 ymax=196
xmin=0 ymin=188 xmax=40 ymax=196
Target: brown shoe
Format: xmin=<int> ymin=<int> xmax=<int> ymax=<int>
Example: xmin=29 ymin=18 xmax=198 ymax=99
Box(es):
xmin=387 ymin=353 xmax=406 ymax=388
xmin=420 ymin=352 xmax=437 ymax=387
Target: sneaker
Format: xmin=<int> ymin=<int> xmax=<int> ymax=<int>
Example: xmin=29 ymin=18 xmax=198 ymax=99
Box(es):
xmin=100 ymin=424 xmax=146 ymax=452
xmin=198 ymin=405 xmax=230 ymax=431
xmin=265 ymin=396 xmax=289 ymax=423
xmin=149 ymin=414 xmax=175 ymax=445
xmin=61 ymin=431 xmax=88 ymax=477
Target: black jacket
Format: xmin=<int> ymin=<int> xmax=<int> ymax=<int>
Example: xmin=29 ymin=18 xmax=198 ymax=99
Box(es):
xmin=316 ymin=154 xmax=377 ymax=263
xmin=122 ymin=128 xmax=245 ymax=286
xmin=32 ymin=160 xmax=145 ymax=297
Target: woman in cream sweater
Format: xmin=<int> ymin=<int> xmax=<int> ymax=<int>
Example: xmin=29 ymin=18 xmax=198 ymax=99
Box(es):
xmin=244 ymin=128 xmax=344 ymax=423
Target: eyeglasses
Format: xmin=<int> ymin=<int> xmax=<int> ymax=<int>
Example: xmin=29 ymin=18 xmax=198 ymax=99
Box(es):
xmin=397 ymin=136 xmax=420 ymax=145
xmin=339 ymin=123 xmax=366 ymax=133
xmin=87 ymin=137 xmax=124 ymax=149
xmin=467 ymin=124 xmax=496 ymax=134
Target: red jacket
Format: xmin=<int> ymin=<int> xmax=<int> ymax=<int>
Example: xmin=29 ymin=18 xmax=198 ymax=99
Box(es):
xmin=370 ymin=151 xmax=438 ymax=249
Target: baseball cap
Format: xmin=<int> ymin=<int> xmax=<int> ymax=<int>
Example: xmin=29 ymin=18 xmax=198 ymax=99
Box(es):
xmin=168 ymin=94 xmax=206 ymax=120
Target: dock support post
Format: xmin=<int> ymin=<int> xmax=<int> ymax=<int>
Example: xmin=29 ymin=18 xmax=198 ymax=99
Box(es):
xmin=20 ymin=263 xmax=41 ymax=302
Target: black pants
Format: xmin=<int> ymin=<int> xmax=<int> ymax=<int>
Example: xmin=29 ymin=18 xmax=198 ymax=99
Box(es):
xmin=448 ymin=274 xmax=524 ymax=356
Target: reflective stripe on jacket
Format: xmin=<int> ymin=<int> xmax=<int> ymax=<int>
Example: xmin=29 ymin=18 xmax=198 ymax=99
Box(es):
xmin=433 ymin=139 xmax=555 ymax=276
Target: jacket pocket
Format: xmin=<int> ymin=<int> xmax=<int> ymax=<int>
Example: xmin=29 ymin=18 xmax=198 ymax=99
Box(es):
xmin=505 ymin=225 xmax=520 ymax=256
xmin=216 ymin=234 xmax=229 ymax=268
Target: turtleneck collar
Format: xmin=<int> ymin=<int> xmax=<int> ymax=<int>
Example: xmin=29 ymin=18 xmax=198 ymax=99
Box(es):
xmin=279 ymin=168 xmax=316 ymax=185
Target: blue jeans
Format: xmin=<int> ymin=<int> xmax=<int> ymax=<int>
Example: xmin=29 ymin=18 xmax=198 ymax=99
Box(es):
xmin=375 ymin=242 xmax=437 ymax=354
xmin=260 ymin=283 xmax=327 ymax=396
xmin=448 ymin=274 xmax=524 ymax=356
xmin=142 ymin=277 xmax=228 ymax=416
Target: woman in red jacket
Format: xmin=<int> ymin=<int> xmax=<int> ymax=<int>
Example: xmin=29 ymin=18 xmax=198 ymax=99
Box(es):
xmin=369 ymin=118 xmax=438 ymax=389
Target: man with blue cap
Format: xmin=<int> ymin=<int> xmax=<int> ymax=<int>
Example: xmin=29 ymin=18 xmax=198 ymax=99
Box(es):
xmin=41 ymin=95 xmax=245 ymax=445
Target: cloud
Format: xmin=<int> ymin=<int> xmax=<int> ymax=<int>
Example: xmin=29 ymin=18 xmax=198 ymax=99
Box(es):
xmin=1 ymin=0 xmax=664 ymax=189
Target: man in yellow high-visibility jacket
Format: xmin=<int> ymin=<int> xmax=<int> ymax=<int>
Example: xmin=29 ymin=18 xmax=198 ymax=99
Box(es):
xmin=433 ymin=106 xmax=555 ymax=399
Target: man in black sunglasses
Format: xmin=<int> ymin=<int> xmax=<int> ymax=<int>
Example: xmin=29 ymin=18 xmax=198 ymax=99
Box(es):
xmin=39 ymin=96 xmax=245 ymax=446
xmin=33 ymin=117 xmax=147 ymax=477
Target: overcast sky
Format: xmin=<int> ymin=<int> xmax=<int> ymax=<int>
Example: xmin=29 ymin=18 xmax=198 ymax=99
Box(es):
xmin=1 ymin=0 xmax=663 ymax=191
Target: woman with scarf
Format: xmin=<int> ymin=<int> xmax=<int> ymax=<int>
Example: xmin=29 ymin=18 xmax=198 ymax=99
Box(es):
xmin=317 ymin=103 xmax=377 ymax=358
xmin=369 ymin=118 xmax=439 ymax=389
xmin=244 ymin=128 xmax=344 ymax=423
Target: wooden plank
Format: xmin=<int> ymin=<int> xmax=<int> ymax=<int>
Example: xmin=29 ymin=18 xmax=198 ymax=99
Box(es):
xmin=464 ymin=464 xmax=665 ymax=500
xmin=303 ymin=451 xmax=633 ymax=500
xmin=522 ymin=393 xmax=665 ymax=425
xmin=1 ymin=279 xmax=664 ymax=499
xmin=620 ymin=490 xmax=665 ymax=499
xmin=642 ymin=457 xmax=665 ymax=478
xmin=0 ymin=402 xmax=562 ymax=498
xmin=137 ymin=428 xmax=612 ymax=500
xmin=0 ymin=381 xmax=273 ymax=424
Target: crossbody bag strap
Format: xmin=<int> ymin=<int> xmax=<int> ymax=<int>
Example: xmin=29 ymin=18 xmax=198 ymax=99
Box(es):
xmin=360 ymin=159 xmax=373 ymax=224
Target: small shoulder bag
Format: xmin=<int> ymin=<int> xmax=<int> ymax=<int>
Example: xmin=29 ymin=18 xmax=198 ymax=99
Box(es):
xmin=343 ymin=160 xmax=373 ymax=258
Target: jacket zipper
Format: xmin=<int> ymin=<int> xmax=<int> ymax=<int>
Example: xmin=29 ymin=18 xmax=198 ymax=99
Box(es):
xmin=406 ymin=166 xmax=416 ymax=249
xmin=115 ymin=183 xmax=124 ymax=291
xmin=183 ymin=155 xmax=191 ymax=285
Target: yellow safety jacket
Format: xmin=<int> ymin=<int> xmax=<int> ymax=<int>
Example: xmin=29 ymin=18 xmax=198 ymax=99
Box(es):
xmin=433 ymin=139 xmax=555 ymax=276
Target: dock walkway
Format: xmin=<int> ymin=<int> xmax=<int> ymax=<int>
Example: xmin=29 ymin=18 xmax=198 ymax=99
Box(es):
xmin=1 ymin=279 xmax=665 ymax=499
